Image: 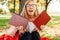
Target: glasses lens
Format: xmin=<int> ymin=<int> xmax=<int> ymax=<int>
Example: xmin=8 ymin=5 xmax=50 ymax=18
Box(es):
xmin=26 ymin=4 xmax=36 ymax=7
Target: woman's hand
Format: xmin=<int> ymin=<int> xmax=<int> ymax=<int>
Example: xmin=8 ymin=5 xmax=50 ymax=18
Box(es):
xmin=18 ymin=26 xmax=24 ymax=34
xmin=40 ymin=25 xmax=47 ymax=30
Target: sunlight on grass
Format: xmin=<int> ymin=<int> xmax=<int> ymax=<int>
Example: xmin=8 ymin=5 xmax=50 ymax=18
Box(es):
xmin=46 ymin=16 xmax=60 ymax=27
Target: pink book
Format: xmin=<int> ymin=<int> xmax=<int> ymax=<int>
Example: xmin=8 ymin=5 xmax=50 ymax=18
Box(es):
xmin=33 ymin=10 xmax=51 ymax=30
xmin=9 ymin=13 xmax=29 ymax=29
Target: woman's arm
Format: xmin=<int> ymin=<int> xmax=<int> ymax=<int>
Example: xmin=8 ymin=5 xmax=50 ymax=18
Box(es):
xmin=18 ymin=26 xmax=24 ymax=34
xmin=6 ymin=25 xmax=18 ymax=37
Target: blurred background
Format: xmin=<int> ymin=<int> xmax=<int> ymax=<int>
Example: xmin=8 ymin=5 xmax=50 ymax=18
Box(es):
xmin=0 ymin=0 xmax=60 ymax=40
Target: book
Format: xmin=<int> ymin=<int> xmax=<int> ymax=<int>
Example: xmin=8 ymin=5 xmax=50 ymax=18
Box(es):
xmin=33 ymin=10 xmax=51 ymax=30
xmin=9 ymin=13 xmax=29 ymax=29
xmin=9 ymin=10 xmax=51 ymax=30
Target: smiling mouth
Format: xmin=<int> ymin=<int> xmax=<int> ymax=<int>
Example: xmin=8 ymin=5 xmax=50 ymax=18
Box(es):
xmin=29 ymin=10 xmax=33 ymax=12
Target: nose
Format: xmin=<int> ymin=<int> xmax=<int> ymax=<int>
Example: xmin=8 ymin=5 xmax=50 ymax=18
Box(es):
xmin=29 ymin=6 xmax=33 ymax=9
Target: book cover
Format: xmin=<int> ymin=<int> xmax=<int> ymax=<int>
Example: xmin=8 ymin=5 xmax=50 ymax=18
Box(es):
xmin=9 ymin=13 xmax=29 ymax=28
xmin=33 ymin=10 xmax=51 ymax=30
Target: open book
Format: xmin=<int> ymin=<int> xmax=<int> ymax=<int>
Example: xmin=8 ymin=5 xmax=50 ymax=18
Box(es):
xmin=33 ymin=10 xmax=51 ymax=30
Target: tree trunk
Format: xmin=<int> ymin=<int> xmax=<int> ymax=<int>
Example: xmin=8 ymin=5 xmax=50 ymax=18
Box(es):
xmin=19 ymin=0 xmax=27 ymax=15
xmin=46 ymin=0 xmax=51 ymax=11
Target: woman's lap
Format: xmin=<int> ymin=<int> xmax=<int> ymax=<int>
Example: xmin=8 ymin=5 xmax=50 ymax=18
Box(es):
xmin=31 ymin=31 xmax=40 ymax=40
xmin=18 ymin=31 xmax=40 ymax=40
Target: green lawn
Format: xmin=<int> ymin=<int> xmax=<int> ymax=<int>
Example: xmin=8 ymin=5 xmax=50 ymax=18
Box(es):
xmin=0 ymin=16 xmax=11 ymax=28
xmin=46 ymin=16 xmax=60 ymax=27
xmin=0 ymin=19 xmax=9 ymax=27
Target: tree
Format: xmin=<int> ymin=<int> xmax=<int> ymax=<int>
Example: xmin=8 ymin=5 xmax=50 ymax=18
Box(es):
xmin=46 ymin=0 xmax=51 ymax=10
xmin=19 ymin=0 xmax=27 ymax=15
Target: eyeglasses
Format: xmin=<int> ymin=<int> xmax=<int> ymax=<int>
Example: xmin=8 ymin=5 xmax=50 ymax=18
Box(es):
xmin=26 ymin=4 xmax=37 ymax=7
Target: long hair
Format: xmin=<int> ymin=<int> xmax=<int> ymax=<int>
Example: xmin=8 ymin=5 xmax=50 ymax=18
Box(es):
xmin=21 ymin=0 xmax=39 ymax=19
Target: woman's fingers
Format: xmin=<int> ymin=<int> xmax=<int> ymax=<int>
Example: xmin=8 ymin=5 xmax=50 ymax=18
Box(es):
xmin=18 ymin=26 xmax=25 ymax=34
xmin=40 ymin=25 xmax=47 ymax=30
xmin=18 ymin=26 xmax=23 ymax=30
xmin=40 ymin=25 xmax=45 ymax=30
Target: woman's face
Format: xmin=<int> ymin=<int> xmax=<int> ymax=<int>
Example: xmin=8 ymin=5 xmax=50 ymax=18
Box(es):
xmin=26 ymin=1 xmax=37 ymax=16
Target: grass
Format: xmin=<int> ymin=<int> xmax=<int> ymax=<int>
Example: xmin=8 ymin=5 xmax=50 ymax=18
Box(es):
xmin=0 ymin=19 xmax=9 ymax=27
xmin=0 ymin=16 xmax=10 ymax=28
xmin=51 ymin=36 xmax=60 ymax=40
xmin=46 ymin=16 xmax=60 ymax=27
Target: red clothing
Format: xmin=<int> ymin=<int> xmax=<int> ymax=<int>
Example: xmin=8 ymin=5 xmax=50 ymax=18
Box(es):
xmin=0 ymin=34 xmax=51 ymax=40
xmin=13 ymin=33 xmax=19 ymax=40
xmin=0 ymin=34 xmax=13 ymax=40
xmin=0 ymin=33 xmax=19 ymax=40
xmin=41 ymin=37 xmax=51 ymax=40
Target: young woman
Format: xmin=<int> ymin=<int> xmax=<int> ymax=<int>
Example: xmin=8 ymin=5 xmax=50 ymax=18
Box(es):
xmin=18 ymin=0 xmax=40 ymax=40
xmin=0 ymin=0 xmax=46 ymax=40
